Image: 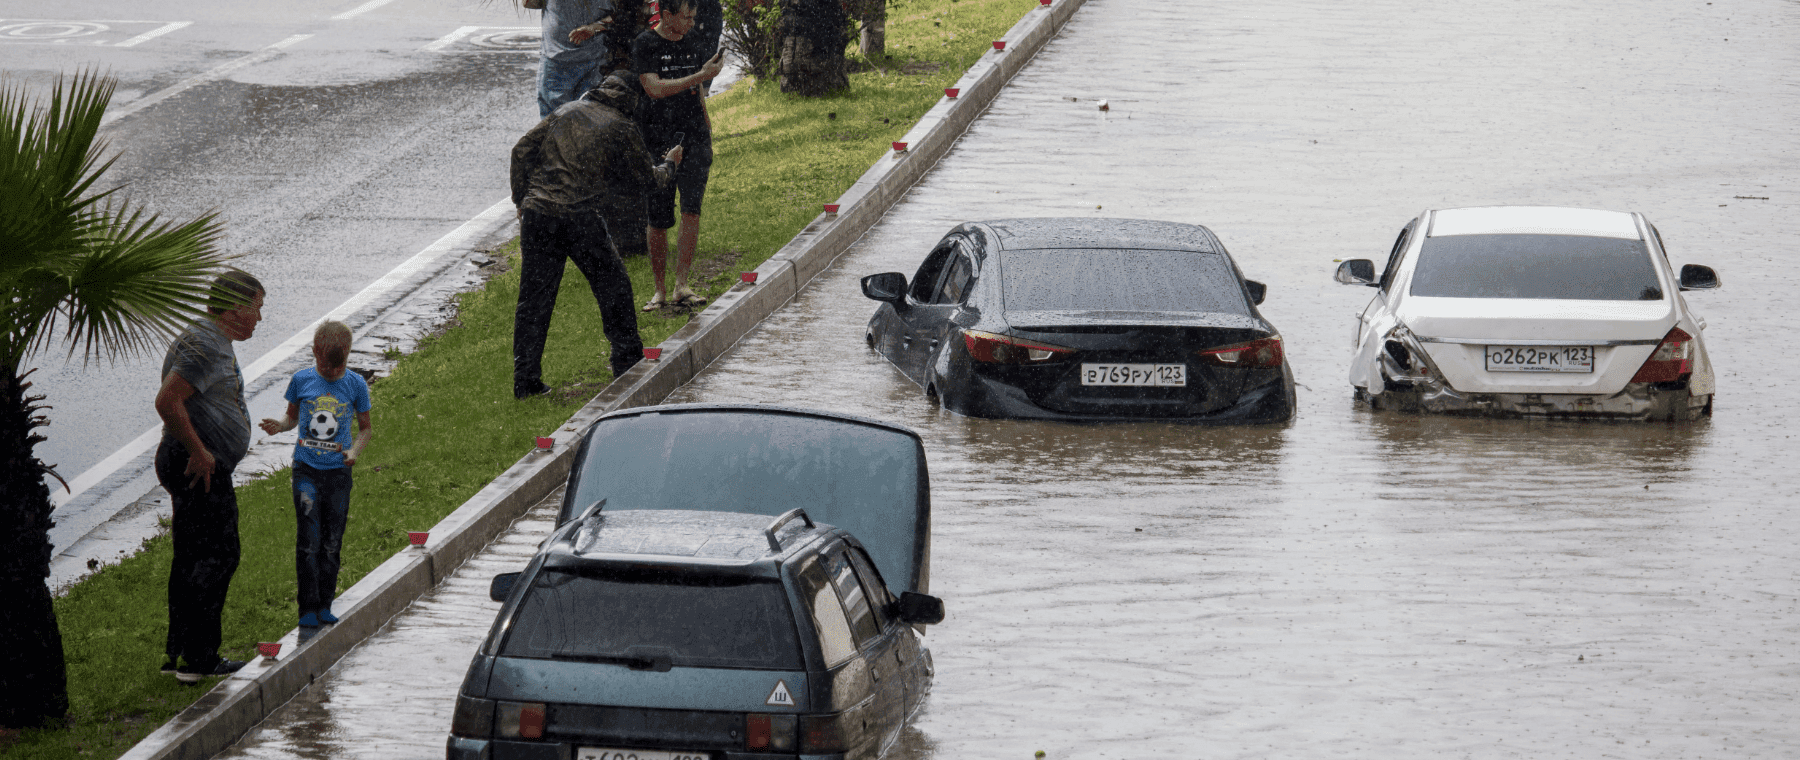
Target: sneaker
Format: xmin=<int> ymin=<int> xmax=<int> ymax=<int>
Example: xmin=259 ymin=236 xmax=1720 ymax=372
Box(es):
xmin=514 ymin=380 xmax=552 ymax=400
xmin=317 ymin=609 xmax=339 ymax=624
xmin=160 ymin=658 xmax=178 ymax=675
xmin=299 ymin=611 xmax=320 ymax=627
xmin=176 ymin=659 xmax=247 ymax=684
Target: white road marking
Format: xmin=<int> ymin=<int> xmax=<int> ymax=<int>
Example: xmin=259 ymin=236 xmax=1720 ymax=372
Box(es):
xmin=331 ymin=0 xmax=402 ymax=21
xmin=102 ymin=33 xmax=312 ymax=126
xmin=113 ymin=20 xmax=191 ymax=47
xmin=421 ymin=25 xmax=478 ymax=52
xmin=51 ymin=197 xmax=515 ymax=507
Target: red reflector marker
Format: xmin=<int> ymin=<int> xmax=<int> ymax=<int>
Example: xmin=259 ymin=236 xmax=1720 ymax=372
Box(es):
xmin=746 ymin=713 xmax=772 ymax=750
xmin=519 ymin=702 xmax=545 ymax=739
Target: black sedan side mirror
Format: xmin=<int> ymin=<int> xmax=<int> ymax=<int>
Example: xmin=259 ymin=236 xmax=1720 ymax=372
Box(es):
xmin=895 ymin=591 xmax=945 ymax=625
xmin=1679 ymin=264 xmax=1720 ymax=291
xmin=489 ymin=572 xmax=521 ymax=602
xmin=1245 ymin=280 xmax=1267 ymax=305
xmin=861 ymin=272 xmax=908 ymax=304
xmin=1335 ymin=260 xmax=1377 ymax=286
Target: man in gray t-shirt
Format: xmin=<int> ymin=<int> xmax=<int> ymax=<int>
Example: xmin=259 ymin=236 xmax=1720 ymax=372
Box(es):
xmin=539 ymin=0 xmax=618 ymax=117
xmin=152 ymin=270 xmax=264 ymax=682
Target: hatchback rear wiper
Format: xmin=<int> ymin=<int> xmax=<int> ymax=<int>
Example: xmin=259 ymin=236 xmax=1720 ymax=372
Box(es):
xmin=549 ymin=646 xmax=674 ymax=672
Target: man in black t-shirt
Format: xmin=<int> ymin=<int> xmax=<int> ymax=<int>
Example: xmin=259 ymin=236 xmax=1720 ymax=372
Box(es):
xmin=632 ymin=0 xmax=724 ymax=310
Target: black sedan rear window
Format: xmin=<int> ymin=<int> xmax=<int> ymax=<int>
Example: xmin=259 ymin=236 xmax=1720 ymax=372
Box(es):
xmin=502 ymin=569 xmax=802 ymax=670
xmin=998 ymin=249 xmax=1249 ymax=314
xmin=1409 ymin=234 xmax=1663 ymax=300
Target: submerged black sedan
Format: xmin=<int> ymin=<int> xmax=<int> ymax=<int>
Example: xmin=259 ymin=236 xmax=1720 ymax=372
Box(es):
xmin=861 ymin=218 xmax=1295 ymax=422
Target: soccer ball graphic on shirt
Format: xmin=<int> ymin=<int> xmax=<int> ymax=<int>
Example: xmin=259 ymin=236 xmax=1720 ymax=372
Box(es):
xmin=308 ymin=410 xmax=339 ymax=441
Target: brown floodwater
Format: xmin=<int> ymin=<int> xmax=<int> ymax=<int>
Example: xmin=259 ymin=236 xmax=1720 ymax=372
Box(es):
xmin=218 ymin=0 xmax=1799 ymax=757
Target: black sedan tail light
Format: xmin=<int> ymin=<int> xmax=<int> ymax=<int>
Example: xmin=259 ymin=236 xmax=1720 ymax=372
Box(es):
xmin=963 ymin=330 xmax=1075 ymax=364
xmin=1197 ymin=336 xmax=1284 ymax=368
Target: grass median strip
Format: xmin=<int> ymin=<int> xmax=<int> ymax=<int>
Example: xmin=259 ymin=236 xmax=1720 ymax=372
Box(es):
xmin=14 ymin=0 xmax=1038 ymax=756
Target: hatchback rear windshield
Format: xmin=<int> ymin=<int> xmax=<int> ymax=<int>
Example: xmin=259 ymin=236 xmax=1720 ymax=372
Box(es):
xmin=502 ymin=569 xmax=803 ymax=670
xmin=1409 ymin=234 xmax=1663 ymax=300
xmin=999 ymin=249 xmax=1249 ymax=314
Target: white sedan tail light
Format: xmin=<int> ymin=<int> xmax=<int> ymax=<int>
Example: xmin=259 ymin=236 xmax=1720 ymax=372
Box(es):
xmin=1629 ymin=327 xmax=1694 ymax=383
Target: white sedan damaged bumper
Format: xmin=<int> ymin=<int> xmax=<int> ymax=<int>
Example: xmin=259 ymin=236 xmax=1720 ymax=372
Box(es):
xmin=1369 ymin=327 xmax=1705 ymax=419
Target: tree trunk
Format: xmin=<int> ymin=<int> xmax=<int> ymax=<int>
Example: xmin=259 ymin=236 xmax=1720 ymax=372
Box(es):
xmin=855 ymin=0 xmax=885 ymax=56
xmin=776 ymin=0 xmax=849 ymax=96
xmin=0 ymin=366 xmax=69 ymax=728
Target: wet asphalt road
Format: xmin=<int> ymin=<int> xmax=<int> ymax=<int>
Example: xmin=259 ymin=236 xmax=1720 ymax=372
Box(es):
xmin=218 ymin=0 xmax=1797 ymax=757
xmin=1 ymin=0 xmax=541 ymax=511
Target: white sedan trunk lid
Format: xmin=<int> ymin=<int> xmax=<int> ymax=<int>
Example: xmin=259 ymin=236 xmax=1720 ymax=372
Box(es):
xmin=1400 ymin=296 xmax=1674 ymax=395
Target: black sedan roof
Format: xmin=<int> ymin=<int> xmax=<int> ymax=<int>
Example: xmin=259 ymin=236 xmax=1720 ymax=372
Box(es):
xmin=974 ymin=218 xmax=1223 ymax=253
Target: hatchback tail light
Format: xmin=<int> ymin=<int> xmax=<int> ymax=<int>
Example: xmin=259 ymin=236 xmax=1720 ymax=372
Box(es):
xmin=1630 ymin=327 xmax=1694 ymax=383
xmin=963 ymin=330 xmax=1074 ymax=364
xmin=799 ymin=713 xmax=850 ymax=753
xmin=495 ymin=701 xmax=546 ymax=740
xmin=450 ymin=695 xmax=495 ymax=738
xmin=1197 ymin=336 xmax=1283 ymax=368
xmin=745 ymin=713 xmax=797 ymax=751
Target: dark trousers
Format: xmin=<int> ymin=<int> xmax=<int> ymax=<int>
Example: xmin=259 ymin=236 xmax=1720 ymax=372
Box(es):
xmin=155 ymin=439 xmax=240 ymax=669
xmin=293 ymin=462 xmax=353 ymax=614
xmin=514 ymin=206 xmax=646 ymax=392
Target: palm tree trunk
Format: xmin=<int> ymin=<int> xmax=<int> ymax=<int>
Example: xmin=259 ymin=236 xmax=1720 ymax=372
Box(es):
xmin=776 ymin=0 xmax=849 ymax=96
xmin=856 ymin=0 xmax=885 ymax=56
xmin=0 ymin=365 xmax=69 ymax=727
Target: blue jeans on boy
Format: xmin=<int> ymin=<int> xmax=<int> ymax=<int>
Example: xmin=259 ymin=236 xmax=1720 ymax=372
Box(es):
xmin=538 ymin=56 xmax=610 ymax=118
xmin=293 ymin=462 xmax=353 ymax=617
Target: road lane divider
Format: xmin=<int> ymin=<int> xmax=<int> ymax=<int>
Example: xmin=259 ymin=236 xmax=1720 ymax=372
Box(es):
xmin=331 ymin=0 xmax=403 ymax=21
xmin=113 ymin=20 xmax=192 ymax=48
xmin=102 ymin=33 xmax=313 ymax=126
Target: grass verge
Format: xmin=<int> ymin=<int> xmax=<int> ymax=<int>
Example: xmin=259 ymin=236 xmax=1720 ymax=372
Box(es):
xmin=9 ymin=0 xmax=1038 ymax=755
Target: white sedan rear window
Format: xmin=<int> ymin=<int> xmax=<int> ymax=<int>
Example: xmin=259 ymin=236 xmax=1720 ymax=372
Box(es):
xmin=1409 ymin=234 xmax=1662 ymax=301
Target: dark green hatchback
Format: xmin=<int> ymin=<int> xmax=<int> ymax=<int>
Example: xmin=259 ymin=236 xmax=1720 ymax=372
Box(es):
xmin=448 ymin=405 xmax=944 ymax=760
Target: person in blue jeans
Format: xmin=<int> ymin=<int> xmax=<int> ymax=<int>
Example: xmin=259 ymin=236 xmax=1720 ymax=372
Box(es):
xmin=538 ymin=0 xmax=624 ymax=117
xmin=259 ymin=321 xmax=372 ymax=628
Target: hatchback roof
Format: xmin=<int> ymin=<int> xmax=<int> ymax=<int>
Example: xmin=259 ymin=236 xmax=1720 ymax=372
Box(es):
xmin=978 ymin=217 xmax=1221 ymax=253
xmin=1429 ymin=206 xmax=1640 ymax=240
xmin=567 ymin=509 xmax=825 ymax=562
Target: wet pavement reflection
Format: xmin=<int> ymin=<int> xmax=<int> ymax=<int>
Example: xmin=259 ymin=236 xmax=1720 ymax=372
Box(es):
xmin=217 ymin=0 xmax=1798 ymax=757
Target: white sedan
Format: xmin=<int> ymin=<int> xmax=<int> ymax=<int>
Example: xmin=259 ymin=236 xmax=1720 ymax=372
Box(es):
xmin=1334 ymin=206 xmax=1719 ymax=420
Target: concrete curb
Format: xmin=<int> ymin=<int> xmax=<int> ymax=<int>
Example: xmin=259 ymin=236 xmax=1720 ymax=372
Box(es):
xmin=118 ymin=2 xmax=1086 ymax=758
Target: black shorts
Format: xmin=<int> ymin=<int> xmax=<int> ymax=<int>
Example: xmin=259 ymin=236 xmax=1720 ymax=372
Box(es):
xmin=648 ymin=133 xmax=712 ymax=229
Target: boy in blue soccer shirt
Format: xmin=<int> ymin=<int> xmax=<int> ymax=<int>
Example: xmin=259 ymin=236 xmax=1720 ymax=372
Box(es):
xmin=259 ymin=321 xmax=372 ymax=627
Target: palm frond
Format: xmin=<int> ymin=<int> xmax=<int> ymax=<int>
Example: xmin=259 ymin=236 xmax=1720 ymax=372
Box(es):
xmin=50 ymin=204 xmax=232 ymax=364
xmin=0 ymin=68 xmax=232 ymax=369
xmin=0 ymin=70 xmax=119 ymax=280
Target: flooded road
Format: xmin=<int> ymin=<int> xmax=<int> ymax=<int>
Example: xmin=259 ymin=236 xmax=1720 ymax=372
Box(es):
xmin=218 ymin=0 xmax=1798 ymax=757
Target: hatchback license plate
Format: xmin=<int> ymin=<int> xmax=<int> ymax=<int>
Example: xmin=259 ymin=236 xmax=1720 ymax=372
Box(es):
xmin=1484 ymin=345 xmax=1594 ymax=373
xmin=577 ymin=748 xmax=708 ymax=760
xmin=1081 ymin=363 xmax=1187 ymax=386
